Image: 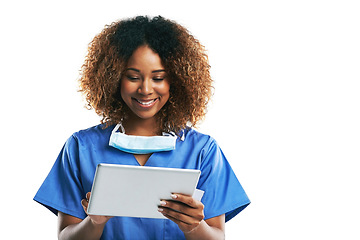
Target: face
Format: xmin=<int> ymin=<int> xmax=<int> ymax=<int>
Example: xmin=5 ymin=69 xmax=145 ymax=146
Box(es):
xmin=121 ymin=45 xmax=170 ymax=121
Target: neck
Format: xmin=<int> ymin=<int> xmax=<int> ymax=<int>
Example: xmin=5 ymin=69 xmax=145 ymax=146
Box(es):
xmin=122 ymin=115 xmax=161 ymax=136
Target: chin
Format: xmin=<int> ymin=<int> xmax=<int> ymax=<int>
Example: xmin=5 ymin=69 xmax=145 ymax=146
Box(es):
xmin=133 ymin=111 xmax=158 ymax=120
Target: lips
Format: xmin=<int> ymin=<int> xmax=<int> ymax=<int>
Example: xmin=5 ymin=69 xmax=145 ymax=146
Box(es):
xmin=132 ymin=98 xmax=159 ymax=107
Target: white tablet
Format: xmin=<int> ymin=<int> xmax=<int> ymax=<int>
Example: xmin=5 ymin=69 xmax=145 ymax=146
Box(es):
xmin=87 ymin=164 xmax=201 ymax=219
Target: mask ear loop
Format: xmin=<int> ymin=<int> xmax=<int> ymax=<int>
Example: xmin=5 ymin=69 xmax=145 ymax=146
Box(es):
xmin=162 ymin=130 xmax=185 ymax=141
xmin=119 ymin=123 xmax=126 ymax=133
xmin=112 ymin=123 xmax=126 ymax=134
xmin=180 ymin=129 xmax=185 ymax=141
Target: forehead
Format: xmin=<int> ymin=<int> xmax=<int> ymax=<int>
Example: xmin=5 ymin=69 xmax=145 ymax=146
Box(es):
xmin=126 ymin=46 xmax=164 ymax=70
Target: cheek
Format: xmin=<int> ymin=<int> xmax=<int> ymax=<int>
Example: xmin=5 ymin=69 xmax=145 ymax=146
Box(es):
xmin=120 ymin=80 xmax=136 ymax=98
xmin=157 ymin=81 xmax=170 ymax=96
xmin=120 ymin=81 xmax=127 ymax=100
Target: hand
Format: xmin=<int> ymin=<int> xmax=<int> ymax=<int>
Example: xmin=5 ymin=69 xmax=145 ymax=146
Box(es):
xmin=158 ymin=193 xmax=205 ymax=233
xmin=81 ymin=192 xmax=113 ymax=225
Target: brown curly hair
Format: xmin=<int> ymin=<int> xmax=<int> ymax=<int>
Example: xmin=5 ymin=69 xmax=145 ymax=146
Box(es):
xmin=79 ymin=16 xmax=213 ymax=133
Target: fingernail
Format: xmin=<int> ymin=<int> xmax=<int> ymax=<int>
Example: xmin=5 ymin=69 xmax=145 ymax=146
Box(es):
xmin=158 ymin=208 xmax=163 ymax=212
xmin=160 ymin=200 xmax=166 ymax=206
xmin=171 ymin=194 xmax=178 ymax=199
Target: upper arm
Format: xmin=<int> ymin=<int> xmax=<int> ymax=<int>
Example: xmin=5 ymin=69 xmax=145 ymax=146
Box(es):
xmin=57 ymin=211 xmax=83 ymax=237
xmin=205 ymin=214 xmax=225 ymax=232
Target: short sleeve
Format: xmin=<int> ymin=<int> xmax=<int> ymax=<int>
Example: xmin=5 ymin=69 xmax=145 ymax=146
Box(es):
xmin=33 ymin=135 xmax=87 ymax=219
xmin=197 ymin=138 xmax=250 ymax=222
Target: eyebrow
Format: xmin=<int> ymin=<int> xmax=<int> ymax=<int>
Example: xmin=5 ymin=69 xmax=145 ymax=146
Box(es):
xmin=126 ymin=68 xmax=165 ymax=73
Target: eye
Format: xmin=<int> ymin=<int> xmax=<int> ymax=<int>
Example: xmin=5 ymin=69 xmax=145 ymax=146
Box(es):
xmin=126 ymin=75 xmax=140 ymax=81
xmin=153 ymin=77 xmax=164 ymax=82
xmin=152 ymin=75 xmax=166 ymax=82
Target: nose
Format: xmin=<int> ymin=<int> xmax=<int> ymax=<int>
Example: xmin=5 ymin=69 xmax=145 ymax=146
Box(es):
xmin=138 ymin=78 xmax=153 ymax=95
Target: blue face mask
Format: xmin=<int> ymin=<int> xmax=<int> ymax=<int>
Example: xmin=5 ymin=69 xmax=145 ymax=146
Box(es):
xmin=109 ymin=124 xmax=178 ymax=154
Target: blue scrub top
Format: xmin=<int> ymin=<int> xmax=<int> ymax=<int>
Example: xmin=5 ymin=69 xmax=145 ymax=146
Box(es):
xmin=34 ymin=124 xmax=250 ymax=239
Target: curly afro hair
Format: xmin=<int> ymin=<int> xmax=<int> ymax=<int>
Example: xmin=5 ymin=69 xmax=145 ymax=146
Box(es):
xmin=79 ymin=16 xmax=213 ymax=133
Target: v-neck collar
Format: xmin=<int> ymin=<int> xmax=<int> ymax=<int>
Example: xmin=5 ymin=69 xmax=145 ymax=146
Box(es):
xmin=131 ymin=152 xmax=159 ymax=166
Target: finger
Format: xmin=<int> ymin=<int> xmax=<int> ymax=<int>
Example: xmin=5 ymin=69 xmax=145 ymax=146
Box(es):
xmin=82 ymin=192 xmax=91 ymax=214
xmin=170 ymin=193 xmax=202 ymax=209
xmin=160 ymin=211 xmax=202 ymax=233
xmin=82 ymin=198 xmax=89 ymax=207
xmin=159 ymin=200 xmax=204 ymax=221
xmin=86 ymin=192 xmax=91 ymax=201
xmin=159 ymin=205 xmax=204 ymax=225
xmin=81 ymin=199 xmax=88 ymax=213
xmin=160 ymin=206 xmax=202 ymax=224
xmin=164 ymin=194 xmax=204 ymax=218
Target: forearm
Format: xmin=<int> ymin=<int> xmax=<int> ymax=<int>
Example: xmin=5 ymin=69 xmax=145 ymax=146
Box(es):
xmin=184 ymin=220 xmax=225 ymax=240
xmin=58 ymin=216 xmax=106 ymax=240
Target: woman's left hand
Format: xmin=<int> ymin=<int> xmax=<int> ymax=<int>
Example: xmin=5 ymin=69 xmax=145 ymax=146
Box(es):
xmin=158 ymin=193 xmax=205 ymax=233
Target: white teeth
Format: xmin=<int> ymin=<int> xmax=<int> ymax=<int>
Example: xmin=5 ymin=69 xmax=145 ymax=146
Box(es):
xmin=136 ymin=99 xmax=156 ymax=105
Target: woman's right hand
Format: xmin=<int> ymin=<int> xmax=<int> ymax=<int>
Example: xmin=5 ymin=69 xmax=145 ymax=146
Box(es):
xmin=81 ymin=192 xmax=113 ymax=225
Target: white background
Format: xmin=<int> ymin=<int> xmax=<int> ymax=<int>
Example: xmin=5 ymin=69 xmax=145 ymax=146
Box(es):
xmin=1 ymin=0 xmax=359 ymax=239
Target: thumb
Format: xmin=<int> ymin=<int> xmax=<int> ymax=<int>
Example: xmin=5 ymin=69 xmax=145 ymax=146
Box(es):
xmin=86 ymin=192 xmax=91 ymax=200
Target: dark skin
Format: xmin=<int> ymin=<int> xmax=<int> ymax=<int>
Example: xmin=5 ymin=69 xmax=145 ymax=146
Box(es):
xmin=58 ymin=46 xmax=225 ymax=239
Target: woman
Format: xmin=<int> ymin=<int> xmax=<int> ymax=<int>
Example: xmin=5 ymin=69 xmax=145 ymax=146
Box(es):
xmin=34 ymin=16 xmax=250 ymax=239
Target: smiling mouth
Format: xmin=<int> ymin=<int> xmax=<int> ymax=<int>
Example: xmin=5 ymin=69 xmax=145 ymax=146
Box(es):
xmin=133 ymin=98 xmax=159 ymax=106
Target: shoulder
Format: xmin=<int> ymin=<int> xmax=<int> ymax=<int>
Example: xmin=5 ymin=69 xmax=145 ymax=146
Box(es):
xmin=72 ymin=124 xmax=113 ymax=141
xmin=64 ymin=124 xmax=114 ymax=150
xmin=184 ymin=127 xmax=216 ymax=141
xmin=182 ymin=128 xmax=219 ymax=151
